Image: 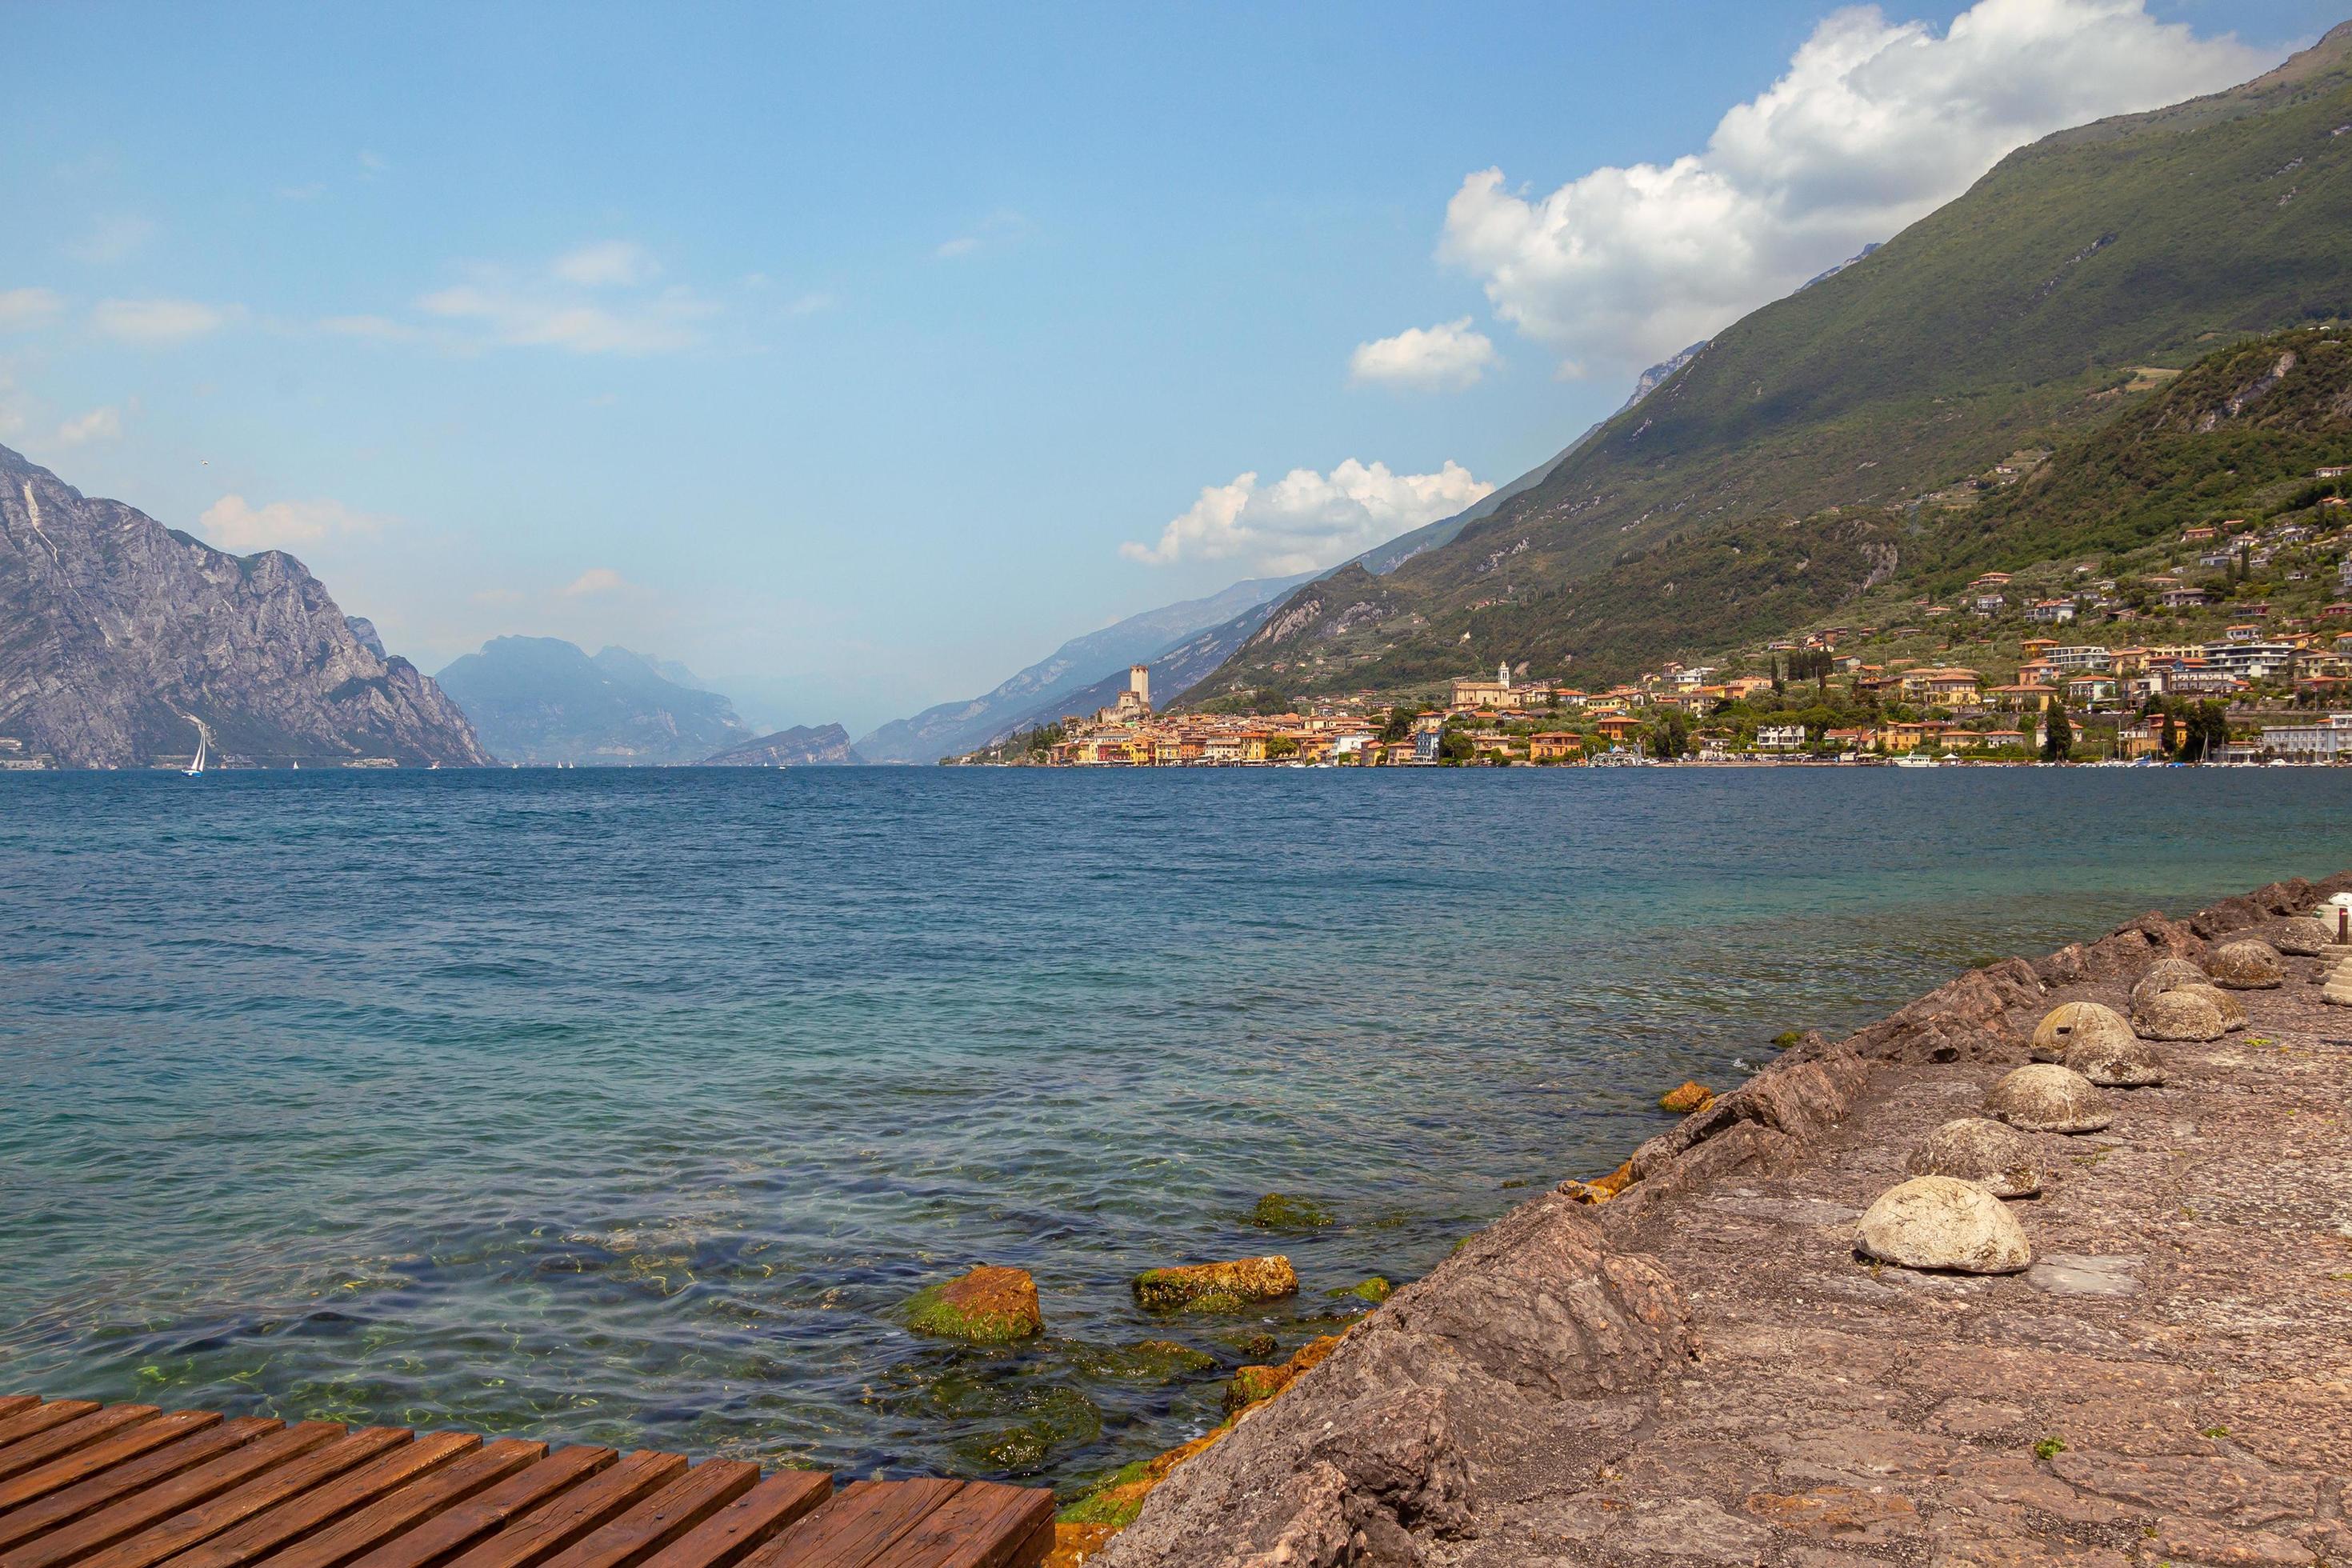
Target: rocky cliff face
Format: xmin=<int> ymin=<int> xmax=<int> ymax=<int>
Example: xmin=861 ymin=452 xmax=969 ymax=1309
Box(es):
xmin=434 ymin=637 xmax=752 ymax=766
xmin=0 ymin=446 xmax=491 ymax=768
xmin=696 ymin=722 xmax=859 ymax=766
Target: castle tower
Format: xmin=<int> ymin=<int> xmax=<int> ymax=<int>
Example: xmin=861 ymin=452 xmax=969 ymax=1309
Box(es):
xmin=1130 ymin=664 xmax=1150 ymax=708
xmin=1498 ymin=659 xmax=1510 ymax=687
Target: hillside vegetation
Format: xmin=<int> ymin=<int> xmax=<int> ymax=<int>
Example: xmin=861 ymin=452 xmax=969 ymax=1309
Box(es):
xmin=1195 ymin=25 xmax=2352 ymax=701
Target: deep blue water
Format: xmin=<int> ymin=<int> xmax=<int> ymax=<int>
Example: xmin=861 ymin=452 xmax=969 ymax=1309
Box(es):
xmin=3 ymin=766 xmax=2348 ymax=1491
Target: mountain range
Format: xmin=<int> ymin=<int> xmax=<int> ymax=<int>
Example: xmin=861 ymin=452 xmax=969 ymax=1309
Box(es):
xmin=0 ymin=445 xmax=488 ymax=769
xmin=1194 ymin=24 xmax=2352 ymax=700
xmin=433 ymin=637 xmax=760 ymax=766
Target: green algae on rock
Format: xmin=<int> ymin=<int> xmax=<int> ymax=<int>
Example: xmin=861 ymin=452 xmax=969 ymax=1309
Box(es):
xmin=902 ymin=1263 xmax=1044 ymax=1342
xmin=1325 ymin=1276 xmax=1394 ymax=1305
xmin=1133 ymin=1255 xmax=1298 ymax=1312
xmin=1248 ymin=1193 xmax=1335 ymax=1229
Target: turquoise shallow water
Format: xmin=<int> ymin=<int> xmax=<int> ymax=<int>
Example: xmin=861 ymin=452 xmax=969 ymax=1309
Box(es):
xmin=3 ymin=766 xmax=2349 ymax=1491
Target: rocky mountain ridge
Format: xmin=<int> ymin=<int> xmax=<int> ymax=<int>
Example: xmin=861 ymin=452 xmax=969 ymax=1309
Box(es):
xmin=434 ymin=636 xmax=755 ymax=766
xmin=0 ymin=445 xmax=489 ymax=769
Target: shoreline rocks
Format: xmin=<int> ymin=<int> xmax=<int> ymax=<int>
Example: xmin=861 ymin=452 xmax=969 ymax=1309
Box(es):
xmin=1658 ymin=1080 xmax=1715 ymax=1114
xmin=1132 ymin=1256 xmax=1298 ymax=1313
xmin=2028 ymin=1001 xmax=2133 ymax=1064
xmin=903 ymin=1264 xmax=1044 ymax=1343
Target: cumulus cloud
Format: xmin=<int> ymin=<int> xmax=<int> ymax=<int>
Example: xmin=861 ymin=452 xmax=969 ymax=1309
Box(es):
xmin=198 ymin=494 xmax=388 ymax=552
xmin=1350 ymin=318 xmax=1499 ymax=390
xmin=560 ymin=567 xmax=629 ymax=597
xmin=1437 ymin=0 xmax=2268 ymax=374
xmin=68 ymin=214 xmax=157 ymax=265
xmin=418 ymin=245 xmax=714 ymax=354
xmin=92 ymin=297 xmax=238 ymax=345
xmin=55 ymin=405 xmax=123 ymax=445
xmin=552 ymin=240 xmax=659 ymax=286
xmin=1122 ymin=459 xmax=1494 ymax=574
xmin=0 ymin=288 xmax=64 ymax=331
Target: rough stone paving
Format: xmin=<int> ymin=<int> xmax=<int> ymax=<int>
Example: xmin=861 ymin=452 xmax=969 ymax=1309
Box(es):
xmin=1090 ymin=873 xmax=2352 ymax=1567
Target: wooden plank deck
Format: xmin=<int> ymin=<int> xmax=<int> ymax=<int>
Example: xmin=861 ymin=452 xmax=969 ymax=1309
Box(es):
xmin=0 ymin=1399 xmax=1050 ymax=1568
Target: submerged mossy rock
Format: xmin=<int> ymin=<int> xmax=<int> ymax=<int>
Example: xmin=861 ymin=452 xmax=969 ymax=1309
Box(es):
xmin=1854 ymin=1176 xmax=2033 ymax=1274
xmin=1128 ymin=1339 xmax=1218 ymax=1374
xmin=1220 ymin=1334 xmax=1346 ymax=1417
xmin=1249 ymin=1193 xmax=1335 ymax=1230
xmin=1325 ymin=1276 xmax=1393 ymax=1305
xmin=1658 ymin=1080 xmax=1716 ymax=1114
xmin=2208 ymin=938 xmax=2285 ymax=990
xmin=1134 ymin=1255 xmax=1298 ymax=1313
xmin=2029 ymin=1002 xmax=2134 ymax=1065
xmin=1985 ymin=1063 xmax=2113 ymax=1134
xmin=2133 ymin=987 xmax=2228 ymax=1043
xmin=902 ymin=1264 xmax=1043 ymax=1343
xmin=1903 ymin=1117 xmax=2045 ymax=1198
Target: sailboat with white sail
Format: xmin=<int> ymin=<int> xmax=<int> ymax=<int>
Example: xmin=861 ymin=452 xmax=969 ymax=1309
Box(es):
xmin=183 ymin=719 xmax=207 ymax=778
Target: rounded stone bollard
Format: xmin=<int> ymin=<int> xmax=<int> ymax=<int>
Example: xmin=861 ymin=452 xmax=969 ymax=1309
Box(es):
xmin=2266 ymin=917 xmax=2333 ymax=958
xmin=2029 ymin=1002 xmax=2134 ymax=1065
xmin=2206 ymin=938 xmax=2284 ymax=990
xmin=1985 ymin=1064 xmax=2112 ymax=1134
xmin=2172 ymin=981 xmax=2246 ymax=1031
xmin=2130 ymin=958 xmax=2208 ymax=1011
xmin=1903 ymin=1117 xmax=2046 ymax=1198
xmin=1854 ymin=1176 xmax=2033 ymax=1274
xmin=2133 ymin=987 xmax=2228 ymax=1043
xmin=2063 ymin=1031 xmax=2167 ymax=1088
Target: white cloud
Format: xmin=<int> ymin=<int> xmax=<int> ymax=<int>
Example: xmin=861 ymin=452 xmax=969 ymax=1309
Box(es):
xmin=1122 ymin=459 xmax=1494 ymax=574
xmin=934 ymin=210 xmax=1029 ymax=261
xmin=560 ymin=567 xmax=629 ymax=597
xmin=91 ymin=297 xmax=238 ymax=345
xmin=786 ymin=291 xmax=837 ymax=317
xmin=417 ymin=245 xmax=714 ymax=354
xmin=318 ymin=314 xmax=420 ymax=342
xmin=0 ymin=288 xmax=64 ymax=331
xmin=55 ymin=405 xmax=122 ymax=445
xmin=934 ymin=237 xmax=981 ymax=260
xmin=1350 ymin=318 xmax=1499 ymax=390
xmin=552 ymin=240 xmax=659 ymax=286
xmin=1437 ymin=0 xmax=2269 ymax=374
xmin=68 ymin=214 xmax=156 ymax=265
xmin=198 ymin=494 xmax=388 ymax=552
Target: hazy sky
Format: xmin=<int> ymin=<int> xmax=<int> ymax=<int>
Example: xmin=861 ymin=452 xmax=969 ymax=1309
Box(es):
xmin=0 ymin=0 xmax=2334 ymax=732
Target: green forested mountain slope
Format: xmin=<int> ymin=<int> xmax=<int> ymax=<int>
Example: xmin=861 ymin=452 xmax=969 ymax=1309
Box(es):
xmin=1196 ymin=23 xmax=2352 ymax=701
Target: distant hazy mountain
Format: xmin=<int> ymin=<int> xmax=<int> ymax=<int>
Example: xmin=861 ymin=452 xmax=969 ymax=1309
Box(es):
xmin=434 ymin=637 xmax=754 ymax=765
xmin=697 ymin=723 xmax=860 ymax=766
xmin=0 ymin=445 xmax=488 ymax=769
xmin=852 ymin=572 xmax=1310 ymax=762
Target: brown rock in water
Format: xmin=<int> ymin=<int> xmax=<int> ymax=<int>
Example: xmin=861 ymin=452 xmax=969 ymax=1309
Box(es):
xmin=2208 ymin=938 xmax=2285 ymax=990
xmin=1855 ymin=1176 xmax=2033 ymax=1274
xmin=2063 ymin=1030 xmax=2168 ymax=1088
xmin=1904 ymin=1117 xmax=2046 ymax=1198
xmin=1658 ymin=1080 xmax=1715 ymax=1114
xmin=2134 ymin=987 xmax=2229 ymax=1042
xmin=1221 ymin=1334 xmax=1346 ymax=1416
xmin=2129 ymin=956 xmax=2206 ymax=1010
xmin=902 ymin=1264 xmax=1044 ymax=1342
xmin=1984 ymin=1064 xmax=2112 ymax=1134
xmin=2028 ymin=1002 xmax=2133 ymax=1064
xmin=1132 ymin=1256 xmax=1298 ymax=1313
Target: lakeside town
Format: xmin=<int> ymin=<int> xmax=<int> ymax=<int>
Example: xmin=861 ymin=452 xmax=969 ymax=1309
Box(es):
xmin=961 ymin=490 xmax=2352 ymax=767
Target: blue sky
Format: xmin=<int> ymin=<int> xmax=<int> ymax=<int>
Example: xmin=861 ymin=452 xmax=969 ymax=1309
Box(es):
xmin=0 ymin=0 xmax=2336 ymax=732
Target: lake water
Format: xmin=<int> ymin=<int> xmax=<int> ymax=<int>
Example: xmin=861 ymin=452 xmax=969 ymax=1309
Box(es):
xmin=4 ymin=766 xmax=2348 ymax=1494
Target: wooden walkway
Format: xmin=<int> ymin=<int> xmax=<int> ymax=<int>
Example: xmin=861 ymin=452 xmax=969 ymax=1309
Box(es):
xmin=0 ymin=1396 xmax=1051 ymax=1568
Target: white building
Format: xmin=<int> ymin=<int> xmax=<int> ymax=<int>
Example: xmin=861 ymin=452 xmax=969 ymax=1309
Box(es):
xmin=1754 ymin=724 xmax=1807 ymax=751
xmin=2261 ymin=714 xmax=2352 ymax=761
xmin=2044 ymin=646 xmax=2114 ymax=672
